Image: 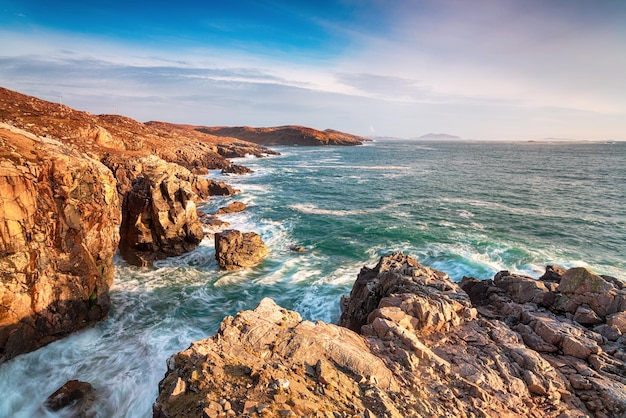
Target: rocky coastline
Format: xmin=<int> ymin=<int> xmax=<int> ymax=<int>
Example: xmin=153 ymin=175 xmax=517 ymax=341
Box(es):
xmin=0 ymin=86 xmax=365 ymax=362
xmin=1 ymin=86 xmax=625 ymax=417
xmin=155 ymin=253 xmax=626 ymax=418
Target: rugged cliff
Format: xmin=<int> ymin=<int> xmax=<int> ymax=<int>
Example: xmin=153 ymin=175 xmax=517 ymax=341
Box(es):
xmin=155 ymin=253 xmax=626 ymax=417
xmin=0 ymin=123 xmax=120 ymax=362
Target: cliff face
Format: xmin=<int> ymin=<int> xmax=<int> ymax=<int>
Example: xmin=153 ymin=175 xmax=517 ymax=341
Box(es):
xmin=196 ymin=125 xmax=367 ymax=146
xmin=0 ymin=124 xmax=120 ymax=362
xmin=155 ymin=253 xmax=626 ymax=418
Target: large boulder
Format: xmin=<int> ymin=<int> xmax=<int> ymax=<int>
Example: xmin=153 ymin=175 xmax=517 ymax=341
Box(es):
xmin=216 ymin=201 xmax=247 ymax=215
xmin=0 ymin=124 xmax=120 ymax=362
xmin=214 ymin=229 xmax=268 ymax=270
xmin=119 ymin=156 xmax=205 ymax=265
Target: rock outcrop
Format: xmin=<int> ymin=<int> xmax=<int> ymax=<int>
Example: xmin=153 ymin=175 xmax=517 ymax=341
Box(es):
xmin=0 ymin=123 xmax=120 ymax=362
xmin=118 ymin=156 xmax=206 ymax=266
xmin=340 ymin=253 xmax=626 ymax=417
xmin=216 ymin=202 xmax=247 ymax=215
xmin=153 ymin=298 xmax=403 ymax=418
xmin=156 ymin=253 xmax=626 ymax=417
xmin=214 ymin=230 xmax=268 ymax=270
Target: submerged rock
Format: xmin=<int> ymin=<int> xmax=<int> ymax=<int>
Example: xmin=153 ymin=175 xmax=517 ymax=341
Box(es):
xmin=45 ymin=380 xmax=97 ymax=417
xmin=214 ymin=229 xmax=268 ymax=270
xmin=0 ymin=124 xmax=120 ymax=362
xmin=156 ymin=252 xmax=626 ymax=418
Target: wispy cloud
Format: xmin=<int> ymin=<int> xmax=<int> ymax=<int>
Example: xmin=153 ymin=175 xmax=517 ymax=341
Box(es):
xmin=1 ymin=0 xmax=625 ymax=140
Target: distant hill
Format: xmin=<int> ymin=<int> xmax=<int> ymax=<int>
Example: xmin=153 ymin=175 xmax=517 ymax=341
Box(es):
xmin=196 ymin=125 xmax=367 ymax=146
xmin=411 ymin=133 xmax=463 ymax=141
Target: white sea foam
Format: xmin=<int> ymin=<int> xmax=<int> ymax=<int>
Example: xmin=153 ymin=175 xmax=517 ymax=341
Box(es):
xmin=458 ymin=210 xmax=474 ymax=219
xmin=289 ymin=164 xmax=409 ymax=170
xmin=289 ymin=202 xmax=402 ymax=217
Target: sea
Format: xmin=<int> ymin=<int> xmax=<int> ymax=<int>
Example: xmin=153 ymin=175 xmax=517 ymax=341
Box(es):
xmin=1 ymin=139 xmax=625 ymax=417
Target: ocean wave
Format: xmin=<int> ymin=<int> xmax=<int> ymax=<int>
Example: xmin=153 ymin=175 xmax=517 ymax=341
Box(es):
xmin=289 ymin=202 xmax=402 ymax=217
xmin=288 ymin=164 xmax=410 ymax=170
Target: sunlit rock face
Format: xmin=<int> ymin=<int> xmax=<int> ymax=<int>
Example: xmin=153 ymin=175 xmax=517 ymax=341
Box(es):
xmin=155 ymin=253 xmax=626 ymax=418
xmin=118 ymin=156 xmax=205 ymax=266
xmin=214 ymin=229 xmax=269 ymax=270
xmin=0 ymin=123 xmax=120 ymax=362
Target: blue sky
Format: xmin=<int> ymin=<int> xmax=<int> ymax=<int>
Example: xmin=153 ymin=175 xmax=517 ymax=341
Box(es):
xmin=1 ymin=0 xmax=625 ymax=140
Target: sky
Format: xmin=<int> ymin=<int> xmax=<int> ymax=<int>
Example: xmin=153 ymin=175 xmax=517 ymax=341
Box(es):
xmin=1 ymin=0 xmax=625 ymax=140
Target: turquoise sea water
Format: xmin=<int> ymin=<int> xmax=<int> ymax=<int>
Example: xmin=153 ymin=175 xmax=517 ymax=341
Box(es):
xmin=1 ymin=140 xmax=625 ymax=417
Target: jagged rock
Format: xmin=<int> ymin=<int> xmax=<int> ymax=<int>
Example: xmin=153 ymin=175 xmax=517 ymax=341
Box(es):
xmin=573 ymin=305 xmax=603 ymax=325
xmin=0 ymin=123 xmax=120 ymax=362
xmin=216 ymin=202 xmax=247 ymax=214
xmin=221 ymin=164 xmax=253 ymax=175
xmin=119 ymin=156 xmax=204 ymax=265
xmin=539 ymin=265 xmax=567 ymax=282
xmin=155 ymin=253 xmax=626 ymax=417
xmin=553 ymin=267 xmax=626 ymax=317
xmin=101 ymin=154 xmax=238 ymax=201
xmin=45 ymin=380 xmax=97 ymax=417
xmin=607 ymin=311 xmax=626 ymax=333
xmin=461 ymin=264 xmax=626 ymax=417
xmin=153 ymin=298 xmax=402 ymax=418
xmin=339 ymin=253 xmax=476 ymax=334
xmin=214 ymin=229 xmax=268 ymax=270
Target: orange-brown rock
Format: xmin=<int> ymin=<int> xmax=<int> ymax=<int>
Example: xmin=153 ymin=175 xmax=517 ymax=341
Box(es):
xmin=216 ymin=202 xmax=247 ymax=215
xmin=118 ymin=156 xmax=206 ymax=266
xmin=0 ymin=123 xmax=120 ymax=362
xmin=155 ymin=253 xmax=626 ymax=417
xmin=153 ymin=298 xmax=403 ymax=418
xmin=214 ymin=230 xmax=268 ymax=270
xmin=0 ymin=87 xmax=274 ymax=175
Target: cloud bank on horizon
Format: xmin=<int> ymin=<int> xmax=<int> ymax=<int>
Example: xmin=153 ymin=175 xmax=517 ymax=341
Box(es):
xmin=1 ymin=0 xmax=625 ymax=140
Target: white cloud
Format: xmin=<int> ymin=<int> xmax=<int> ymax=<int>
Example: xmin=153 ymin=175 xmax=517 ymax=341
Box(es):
xmin=1 ymin=2 xmax=625 ymax=143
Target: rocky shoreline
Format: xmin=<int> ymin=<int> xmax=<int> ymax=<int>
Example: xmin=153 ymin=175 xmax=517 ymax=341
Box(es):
xmin=154 ymin=253 xmax=626 ymax=418
xmin=0 ymin=86 xmax=366 ymax=362
xmin=1 ymin=87 xmax=625 ymax=417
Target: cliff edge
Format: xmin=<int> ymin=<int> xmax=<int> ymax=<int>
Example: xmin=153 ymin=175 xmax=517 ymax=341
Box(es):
xmin=0 ymin=123 xmax=120 ymax=362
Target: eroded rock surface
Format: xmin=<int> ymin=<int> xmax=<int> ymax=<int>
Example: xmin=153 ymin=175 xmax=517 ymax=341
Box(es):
xmin=153 ymin=298 xmax=403 ymax=418
xmin=118 ymin=156 xmax=207 ymax=265
xmin=156 ymin=253 xmax=626 ymax=417
xmin=214 ymin=229 xmax=268 ymax=270
xmin=0 ymin=124 xmax=120 ymax=362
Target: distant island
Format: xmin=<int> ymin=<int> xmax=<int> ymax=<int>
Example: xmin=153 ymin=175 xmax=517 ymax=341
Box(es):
xmin=411 ymin=133 xmax=464 ymax=141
